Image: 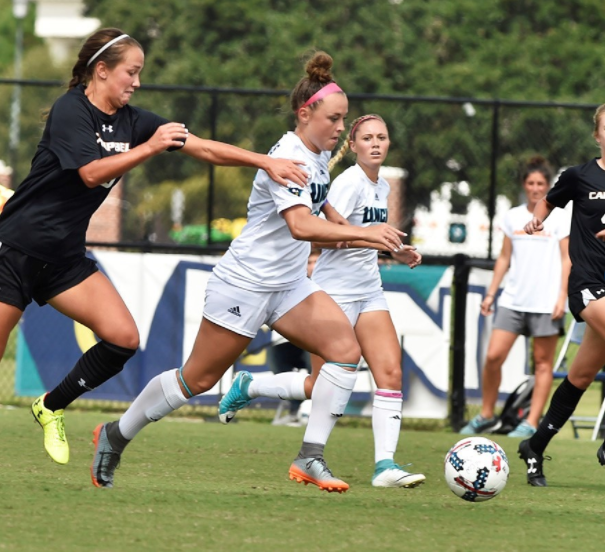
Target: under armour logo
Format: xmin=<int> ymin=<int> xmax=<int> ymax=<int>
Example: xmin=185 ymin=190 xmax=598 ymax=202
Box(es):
xmin=597 ymin=289 xmax=605 ymax=295
xmin=102 ymin=124 xmax=113 ymax=133
xmin=547 ymin=423 xmax=560 ymax=433
xmin=527 ymin=458 xmax=537 ymax=474
xmin=78 ymin=378 xmax=93 ymax=390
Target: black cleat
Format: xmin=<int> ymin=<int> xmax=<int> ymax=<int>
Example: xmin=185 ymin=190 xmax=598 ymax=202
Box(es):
xmin=518 ymin=439 xmax=549 ymax=487
xmin=597 ymin=443 xmax=605 ymax=466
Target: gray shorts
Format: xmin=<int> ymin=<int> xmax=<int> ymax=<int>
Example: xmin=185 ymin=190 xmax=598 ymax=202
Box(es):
xmin=493 ymin=306 xmax=564 ymax=337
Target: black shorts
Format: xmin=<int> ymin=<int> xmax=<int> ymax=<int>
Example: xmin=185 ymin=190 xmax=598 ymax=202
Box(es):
xmin=568 ymin=285 xmax=605 ymax=322
xmin=0 ymin=244 xmax=98 ymax=310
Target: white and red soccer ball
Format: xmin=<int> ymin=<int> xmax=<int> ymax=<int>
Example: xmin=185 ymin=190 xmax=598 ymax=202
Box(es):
xmin=444 ymin=437 xmax=509 ymax=502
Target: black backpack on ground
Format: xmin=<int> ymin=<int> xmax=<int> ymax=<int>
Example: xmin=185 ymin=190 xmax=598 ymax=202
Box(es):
xmin=492 ymin=376 xmax=535 ymax=435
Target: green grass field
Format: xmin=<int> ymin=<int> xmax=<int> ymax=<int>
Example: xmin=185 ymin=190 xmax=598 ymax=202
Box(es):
xmin=2 ymin=404 xmax=605 ymax=552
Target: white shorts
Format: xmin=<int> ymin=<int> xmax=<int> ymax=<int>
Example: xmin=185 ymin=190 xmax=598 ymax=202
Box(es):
xmin=203 ymin=274 xmax=321 ymax=338
xmin=337 ymin=290 xmax=390 ymax=327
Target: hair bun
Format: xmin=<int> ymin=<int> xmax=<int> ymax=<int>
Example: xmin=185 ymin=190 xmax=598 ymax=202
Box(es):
xmin=521 ymin=155 xmax=553 ymax=183
xmin=527 ymin=155 xmax=547 ymax=167
xmin=305 ymin=51 xmax=334 ymax=84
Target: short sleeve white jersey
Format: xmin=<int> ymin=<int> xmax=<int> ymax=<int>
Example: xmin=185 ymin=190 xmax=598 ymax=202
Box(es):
xmin=497 ymin=204 xmax=571 ymax=313
xmin=312 ymin=164 xmax=389 ymax=301
xmin=213 ymin=132 xmax=331 ymax=291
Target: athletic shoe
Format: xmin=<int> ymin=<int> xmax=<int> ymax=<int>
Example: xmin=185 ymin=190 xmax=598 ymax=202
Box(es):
xmin=371 ymin=459 xmax=426 ymax=488
xmin=459 ymin=414 xmax=501 ymax=435
xmin=507 ymin=420 xmax=537 ymax=438
xmin=91 ymin=423 xmax=121 ymax=488
xmin=597 ymin=442 xmax=605 ymax=466
xmin=218 ymin=371 xmax=253 ymax=424
xmin=272 ymin=413 xmax=302 ymax=427
xmin=289 ymin=457 xmax=349 ymax=493
xmin=31 ymin=394 xmax=69 ymax=465
xmin=518 ymin=439 xmax=549 ymax=487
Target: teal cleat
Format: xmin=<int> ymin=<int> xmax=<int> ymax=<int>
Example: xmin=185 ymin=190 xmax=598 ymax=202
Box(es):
xmin=218 ymin=371 xmax=253 ymax=424
xmin=372 ymin=459 xmax=426 ymax=488
xmin=507 ymin=420 xmax=537 ymax=438
xmin=459 ymin=414 xmax=501 ymax=435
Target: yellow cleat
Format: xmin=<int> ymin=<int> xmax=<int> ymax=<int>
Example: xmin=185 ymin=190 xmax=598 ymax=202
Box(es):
xmin=31 ymin=394 xmax=69 ymax=465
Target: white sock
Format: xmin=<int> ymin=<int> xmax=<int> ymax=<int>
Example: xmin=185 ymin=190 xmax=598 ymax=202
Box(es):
xmin=248 ymin=372 xmax=308 ymax=400
xmin=373 ymin=389 xmax=403 ymax=464
xmin=119 ymin=369 xmax=189 ymax=440
xmin=302 ymin=363 xmax=357 ymax=446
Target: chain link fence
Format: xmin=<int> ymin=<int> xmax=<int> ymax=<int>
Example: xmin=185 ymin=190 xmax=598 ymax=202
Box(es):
xmin=0 ymin=79 xmax=598 ymax=412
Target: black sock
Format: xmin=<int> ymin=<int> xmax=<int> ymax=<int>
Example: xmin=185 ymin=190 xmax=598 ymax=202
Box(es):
xmin=529 ymin=377 xmax=585 ymax=456
xmin=44 ymin=341 xmax=136 ymax=412
xmin=105 ymin=420 xmax=131 ymax=454
xmin=297 ymin=442 xmax=324 ymax=460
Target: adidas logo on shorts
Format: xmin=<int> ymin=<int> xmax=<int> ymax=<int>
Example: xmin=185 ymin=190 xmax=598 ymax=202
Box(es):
xmin=228 ymin=306 xmax=242 ymax=317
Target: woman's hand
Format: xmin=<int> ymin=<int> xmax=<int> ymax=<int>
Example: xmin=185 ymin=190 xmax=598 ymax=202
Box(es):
xmin=392 ymin=246 xmax=422 ymax=268
xmin=147 ymin=122 xmax=189 ymax=155
xmin=552 ymin=297 xmax=566 ymax=320
xmin=524 ymin=217 xmax=544 ymax=235
xmin=361 ymin=223 xmax=406 ymax=252
xmin=264 ymin=158 xmax=308 ymax=187
xmin=480 ymin=294 xmax=495 ymax=316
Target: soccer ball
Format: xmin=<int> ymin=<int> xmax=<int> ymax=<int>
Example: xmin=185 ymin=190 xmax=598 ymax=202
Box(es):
xmin=444 ymin=437 xmax=509 ymax=502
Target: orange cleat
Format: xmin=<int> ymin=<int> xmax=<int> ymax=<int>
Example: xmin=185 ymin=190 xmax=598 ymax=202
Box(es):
xmin=289 ymin=457 xmax=349 ymax=493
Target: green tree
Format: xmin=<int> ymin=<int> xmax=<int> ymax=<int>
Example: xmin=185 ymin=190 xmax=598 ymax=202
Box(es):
xmin=3 ymin=0 xmax=605 ymax=244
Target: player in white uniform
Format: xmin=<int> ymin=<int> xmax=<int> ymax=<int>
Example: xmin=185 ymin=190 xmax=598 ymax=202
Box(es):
xmin=220 ymin=114 xmax=426 ymax=489
xmin=460 ymin=156 xmax=571 ymax=440
xmin=91 ymin=53 xmax=406 ymax=492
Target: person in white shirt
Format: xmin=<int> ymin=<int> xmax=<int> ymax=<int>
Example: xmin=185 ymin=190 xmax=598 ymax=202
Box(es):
xmin=90 ymin=52 xmax=406 ymax=492
xmin=220 ymin=114 xmax=426 ymax=489
xmin=269 ymin=248 xmax=321 ymax=428
xmin=460 ymin=156 xmax=571 ymax=438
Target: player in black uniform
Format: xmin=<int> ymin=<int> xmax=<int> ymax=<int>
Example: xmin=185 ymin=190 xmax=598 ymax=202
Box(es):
xmin=0 ymin=28 xmax=308 ymax=466
xmin=520 ymin=103 xmax=605 ymax=486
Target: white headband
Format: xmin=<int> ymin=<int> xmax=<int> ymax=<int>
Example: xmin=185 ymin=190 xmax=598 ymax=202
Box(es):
xmin=87 ymin=34 xmax=130 ymax=67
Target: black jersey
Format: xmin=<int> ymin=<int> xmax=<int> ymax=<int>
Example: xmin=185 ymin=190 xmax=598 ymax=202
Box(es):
xmin=0 ymin=84 xmax=173 ymax=264
xmin=547 ymin=158 xmax=605 ymax=294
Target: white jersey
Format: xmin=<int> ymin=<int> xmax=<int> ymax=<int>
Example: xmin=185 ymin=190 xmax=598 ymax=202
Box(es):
xmin=498 ymin=204 xmax=571 ymax=313
xmin=312 ymin=164 xmax=389 ymax=301
xmin=214 ymin=131 xmax=330 ymax=292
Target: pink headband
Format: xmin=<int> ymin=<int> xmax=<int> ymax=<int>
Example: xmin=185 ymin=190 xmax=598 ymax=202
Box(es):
xmin=298 ymin=82 xmax=343 ymax=111
xmin=350 ymin=115 xmax=382 ymax=140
